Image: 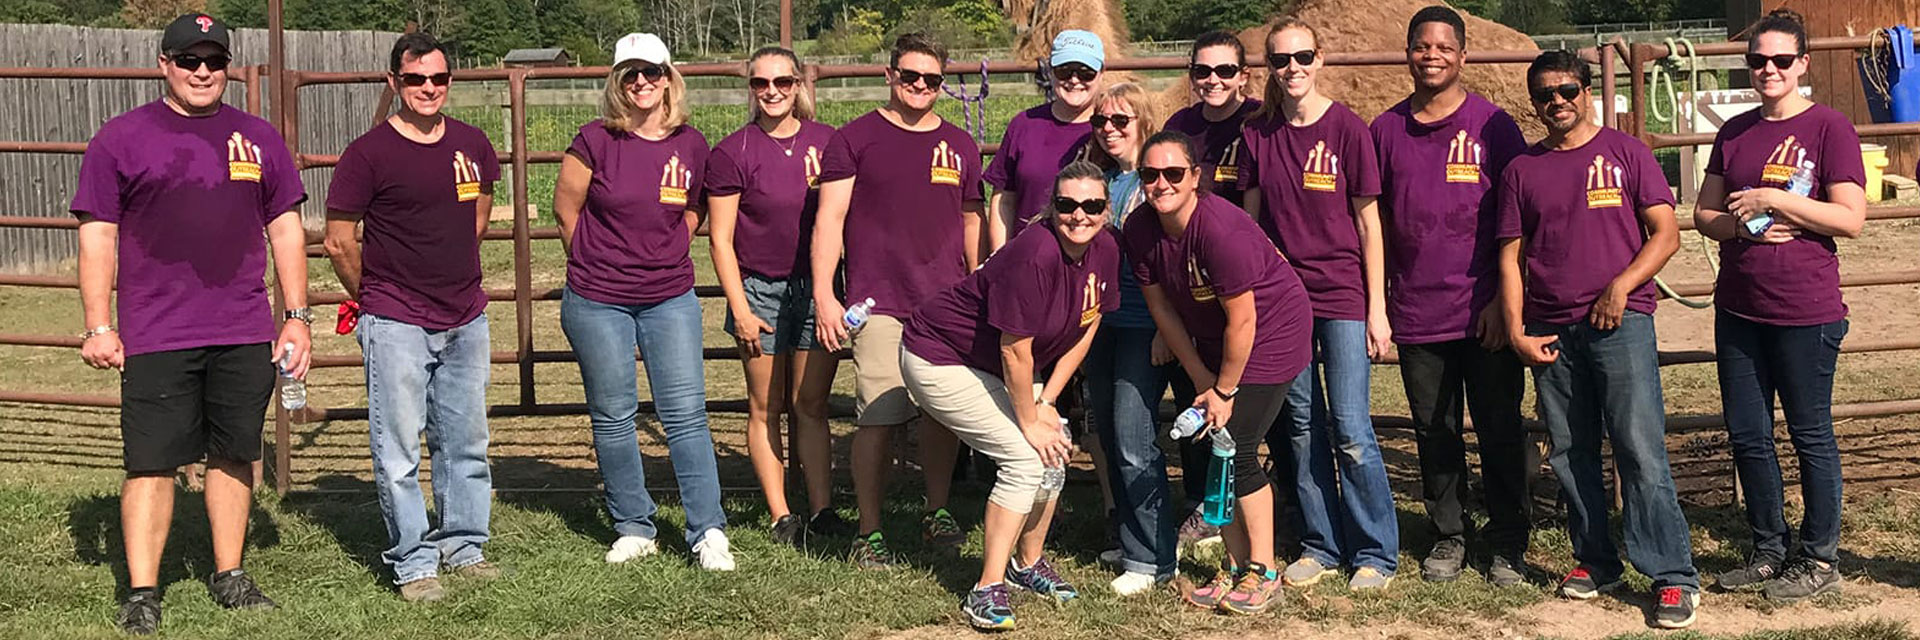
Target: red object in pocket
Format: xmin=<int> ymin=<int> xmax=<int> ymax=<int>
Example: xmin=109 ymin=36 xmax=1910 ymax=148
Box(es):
xmin=335 ymin=301 xmax=362 ymax=335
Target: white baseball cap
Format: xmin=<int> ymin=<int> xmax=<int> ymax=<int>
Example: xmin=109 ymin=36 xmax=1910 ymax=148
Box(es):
xmin=613 ymin=33 xmax=671 ymax=66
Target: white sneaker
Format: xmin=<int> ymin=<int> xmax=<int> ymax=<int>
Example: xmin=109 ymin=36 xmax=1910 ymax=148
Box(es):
xmin=605 ymin=535 xmax=658 ymax=563
xmin=693 ymin=529 xmax=736 ymax=571
xmin=1111 ymin=570 xmax=1169 ymax=596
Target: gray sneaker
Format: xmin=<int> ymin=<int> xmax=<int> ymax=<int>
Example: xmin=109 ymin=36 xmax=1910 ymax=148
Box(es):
xmin=1764 ymin=557 xmax=1840 ymax=602
xmin=1282 ymin=557 xmax=1339 ymax=587
xmin=399 ymin=577 xmax=446 ymax=603
xmin=1487 ymin=554 xmax=1527 ymax=588
xmin=1348 ymin=566 xmax=1394 ymax=591
xmin=1421 ymin=539 xmax=1466 ymax=582
xmin=1714 ymin=554 xmax=1782 ymax=592
xmin=1177 ymin=508 xmax=1222 ymax=548
xmin=449 ymin=560 xmax=505 ymax=581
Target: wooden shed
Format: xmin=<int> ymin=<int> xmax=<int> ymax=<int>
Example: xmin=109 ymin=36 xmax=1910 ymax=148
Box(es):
xmin=502 ymin=48 xmax=571 ymax=68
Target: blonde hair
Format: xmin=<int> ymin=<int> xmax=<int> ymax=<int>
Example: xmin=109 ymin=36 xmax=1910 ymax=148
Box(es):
xmin=1085 ymin=82 xmax=1162 ymax=171
xmin=746 ymin=47 xmax=816 ymax=123
xmin=601 ymin=60 xmax=690 ymax=134
xmin=1251 ymin=16 xmax=1323 ymax=124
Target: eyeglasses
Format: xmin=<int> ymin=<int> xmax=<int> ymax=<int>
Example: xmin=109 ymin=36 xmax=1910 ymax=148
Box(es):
xmin=1138 ymin=165 xmax=1191 ymax=185
xmin=1053 ymin=196 xmax=1108 ymax=216
xmin=1052 ymin=64 xmax=1098 ymax=84
xmin=1090 ymin=113 xmax=1133 ymax=130
xmin=749 ymin=76 xmax=799 ymax=92
xmin=1744 ymin=53 xmax=1801 ymax=71
xmin=1187 ymin=63 xmax=1242 ymax=80
xmin=890 ymin=67 xmax=944 ymax=89
xmin=396 ymin=72 xmax=452 ymax=87
xmin=168 ymin=53 xmax=230 ymax=72
xmin=1266 ymin=50 xmax=1318 ymax=69
xmin=1529 ymin=82 xmax=1582 ymax=104
xmin=623 ymin=65 xmax=668 ymax=86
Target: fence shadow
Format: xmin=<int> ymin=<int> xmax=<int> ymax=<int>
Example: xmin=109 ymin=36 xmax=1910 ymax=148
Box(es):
xmin=67 ymin=482 xmax=283 ymax=598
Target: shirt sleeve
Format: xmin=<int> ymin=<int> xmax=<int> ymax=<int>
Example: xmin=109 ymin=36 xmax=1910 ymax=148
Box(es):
xmin=566 ymin=126 xmax=600 ymax=171
xmin=985 ymin=248 xmax=1049 ymax=338
xmin=476 ymin=130 xmax=503 ymax=184
xmin=704 ymin=140 xmax=746 ymax=197
xmin=1345 ymin=117 xmax=1383 ymax=198
xmin=257 ymin=127 xmax=308 ymax=221
xmin=1121 ymin=215 xmax=1159 ymax=286
xmin=1704 ymin=128 xmax=1729 ymax=177
xmin=1483 ymin=110 xmax=1529 ymax=179
xmin=1626 ymin=138 xmax=1677 ymax=209
xmin=820 ymin=128 xmax=857 ymax=183
xmin=983 ymin=114 xmax=1019 ymax=191
xmin=325 ymin=143 xmax=375 ymax=214
xmin=1817 ymin=112 xmax=1867 ymax=188
xmin=683 ymin=130 xmax=711 ymax=204
xmin=1198 ymin=215 xmax=1269 ymax=298
xmin=1098 ymin=234 xmax=1122 ymax=312
xmin=1235 ymin=123 xmax=1260 ymax=190
xmin=960 ymin=133 xmax=986 ymax=205
xmin=70 ymin=132 xmax=124 ymax=223
xmin=1494 ymin=162 xmax=1525 ymax=240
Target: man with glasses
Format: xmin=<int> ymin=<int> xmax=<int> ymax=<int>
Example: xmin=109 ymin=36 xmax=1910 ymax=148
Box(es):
xmin=324 ymin=32 xmax=501 ymax=602
xmin=1497 ymin=49 xmax=1696 ymax=629
xmin=812 ymin=32 xmax=983 ymax=569
xmin=73 ymin=13 xmax=307 ymax=634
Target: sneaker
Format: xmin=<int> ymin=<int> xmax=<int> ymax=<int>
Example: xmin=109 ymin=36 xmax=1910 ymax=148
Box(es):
xmin=1557 ymin=566 xmax=1621 ymax=600
xmin=1184 ymin=569 xmax=1239 ymax=609
xmin=693 ymin=529 xmax=736 ymax=571
xmin=1714 ymin=554 xmax=1783 ymax=592
xmin=116 ymin=591 xmax=162 ymax=635
xmin=448 ymin=560 xmax=504 ymax=580
xmin=808 ymin=509 xmax=855 ymax=538
xmin=1219 ymin=564 xmax=1282 ymax=615
xmin=1488 ymin=554 xmax=1527 ymax=588
xmin=398 ymin=577 xmax=446 ymax=603
xmin=1282 ymin=557 xmax=1338 ymax=587
xmin=850 ymin=531 xmax=899 ymax=570
xmin=1098 ymin=548 xmax=1123 ymax=567
xmin=1348 ymin=566 xmax=1394 ymax=591
xmin=1764 ymin=557 xmax=1840 ymax=603
xmin=1110 ymin=571 xmax=1167 ymax=597
xmin=1006 ymin=556 xmax=1078 ymax=603
xmin=1421 ymin=539 xmax=1466 ymax=582
xmin=207 ymin=569 xmax=276 ymax=610
xmin=961 ymin=582 xmax=1016 ymax=631
xmin=1177 ymin=508 xmax=1223 ymax=548
xmin=771 ymin=514 xmax=805 ymax=549
xmin=605 ymin=535 xmax=659 ymax=563
xmin=1652 ymin=586 xmax=1700 ymax=629
xmin=923 ymin=508 xmax=966 ymax=547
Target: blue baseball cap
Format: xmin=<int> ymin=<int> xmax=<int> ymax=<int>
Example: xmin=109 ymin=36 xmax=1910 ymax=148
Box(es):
xmin=1050 ymin=30 xmax=1105 ymax=71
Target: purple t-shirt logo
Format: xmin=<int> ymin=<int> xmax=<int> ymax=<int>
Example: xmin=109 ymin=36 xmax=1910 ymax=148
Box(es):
xmin=227 ymin=132 xmax=263 ymax=182
xmin=1079 ymin=272 xmax=1102 ymax=327
xmin=1214 ymin=139 xmax=1243 ymax=185
xmin=802 ymin=146 xmax=823 ymax=188
xmin=1585 ymin=155 xmax=1626 ymax=208
xmin=931 ymin=140 xmax=964 ymax=186
xmin=1761 ymin=135 xmax=1810 ymax=186
xmin=1445 ymin=130 xmax=1484 ymax=183
xmin=1186 ymin=255 xmax=1215 ymax=302
xmin=453 ymin=150 xmax=482 ymax=202
xmin=1303 ymin=140 xmax=1339 ymax=192
xmin=660 ymin=154 xmax=693 ymax=205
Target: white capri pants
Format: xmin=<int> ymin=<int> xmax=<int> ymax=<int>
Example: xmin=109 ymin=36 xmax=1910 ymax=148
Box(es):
xmin=899 ymin=348 xmax=1059 ymax=514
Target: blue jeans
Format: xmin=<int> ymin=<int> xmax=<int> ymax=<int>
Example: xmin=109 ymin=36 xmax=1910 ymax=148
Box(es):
xmin=359 ymin=313 xmax=493 ymax=584
xmin=1530 ymin=311 xmax=1698 ymax=590
xmin=1080 ymin=325 xmax=1177 ymax=577
xmin=561 ymin=287 xmax=727 ymax=547
xmin=1282 ymin=317 xmax=1399 ymax=573
xmin=1717 ymin=312 xmax=1847 ymax=564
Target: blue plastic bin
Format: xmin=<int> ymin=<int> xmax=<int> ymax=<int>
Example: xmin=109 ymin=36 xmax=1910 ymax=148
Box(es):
xmin=1861 ymin=25 xmax=1920 ymax=124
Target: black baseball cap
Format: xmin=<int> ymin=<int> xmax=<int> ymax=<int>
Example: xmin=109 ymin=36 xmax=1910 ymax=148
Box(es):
xmin=161 ymin=13 xmax=231 ymax=54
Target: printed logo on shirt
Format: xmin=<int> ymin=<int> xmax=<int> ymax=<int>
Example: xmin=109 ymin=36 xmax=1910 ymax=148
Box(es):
xmin=226 ymin=132 xmax=263 ymax=182
xmin=930 ymin=140 xmax=964 ymax=186
xmin=1585 ymin=154 xmax=1626 ymax=208
xmin=452 ymin=150 xmax=483 ymax=202
xmin=1214 ymin=138 xmax=1242 ymax=184
xmin=660 ymin=154 xmax=694 ymax=205
xmin=1301 ymin=140 xmax=1339 ymax=192
xmin=802 ymin=146 xmax=822 ymax=189
xmin=1080 ymin=272 xmax=1102 ymax=327
xmin=1186 ymin=255 xmax=1216 ymax=303
xmin=1445 ymin=130 xmax=1484 ymax=183
xmin=1760 ymin=135 xmax=1812 ymax=187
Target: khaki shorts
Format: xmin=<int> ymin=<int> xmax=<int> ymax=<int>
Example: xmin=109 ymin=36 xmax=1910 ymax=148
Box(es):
xmin=899 ymin=349 xmax=1056 ymax=512
xmin=852 ymin=314 xmax=919 ymax=426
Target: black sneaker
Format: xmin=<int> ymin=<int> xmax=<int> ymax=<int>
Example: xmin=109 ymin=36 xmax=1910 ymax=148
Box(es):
xmin=207 ymin=569 xmax=277 ymax=610
xmin=1487 ymin=554 xmax=1527 ymax=588
xmin=849 ymin=531 xmax=898 ymax=570
xmin=771 ymin=514 xmax=805 ymax=548
xmin=116 ymin=591 xmax=162 ymax=635
xmin=1652 ymin=586 xmax=1699 ymax=629
xmin=1557 ymin=566 xmax=1621 ymax=600
xmin=923 ymin=508 xmax=966 ymax=547
xmin=1421 ymin=538 xmax=1466 ymax=582
xmin=1713 ymin=554 xmax=1782 ymax=592
xmin=808 ymin=509 xmax=854 ymax=538
xmin=1764 ymin=557 xmax=1841 ymax=603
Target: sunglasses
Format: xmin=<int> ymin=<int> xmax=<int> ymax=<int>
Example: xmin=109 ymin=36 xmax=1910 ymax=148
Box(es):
xmin=1529 ymin=82 xmax=1582 ymax=104
xmin=1744 ymin=53 xmax=1802 ymax=71
xmin=1266 ymin=50 xmax=1319 ymax=69
xmin=1187 ymin=63 xmax=1242 ymax=80
xmin=1090 ymin=113 xmax=1133 ymax=130
xmin=623 ymin=65 xmax=668 ymax=86
xmin=749 ymin=75 xmax=799 ymax=92
xmin=396 ymin=72 xmax=452 ymax=87
xmin=1052 ymin=64 xmax=1098 ymax=84
xmin=169 ymin=53 xmax=230 ymax=72
xmin=1053 ymin=196 xmax=1108 ymax=216
xmin=1138 ymin=165 xmax=1191 ymax=185
xmin=891 ymin=67 xmax=944 ymax=89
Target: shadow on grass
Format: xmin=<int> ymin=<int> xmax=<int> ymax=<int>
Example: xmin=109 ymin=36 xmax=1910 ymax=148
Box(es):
xmin=68 ymin=480 xmax=283 ymax=599
xmin=279 ymin=474 xmax=393 ymax=585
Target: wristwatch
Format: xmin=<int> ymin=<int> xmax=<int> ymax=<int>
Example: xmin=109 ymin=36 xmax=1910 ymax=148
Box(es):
xmin=283 ymin=307 xmax=315 ymax=325
xmin=80 ymin=325 xmax=114 ymax=340
xmin=1212 ymin=385 xmax=1239 ymax=401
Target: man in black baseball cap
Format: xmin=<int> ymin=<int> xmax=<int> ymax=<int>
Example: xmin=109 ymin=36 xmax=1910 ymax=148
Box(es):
xmin=160 ymin=12 xmax=231 ymax=53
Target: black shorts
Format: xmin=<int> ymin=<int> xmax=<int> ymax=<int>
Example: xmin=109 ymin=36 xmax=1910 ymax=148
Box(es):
xmin=120 ymin=343 xmax=274 ymax=473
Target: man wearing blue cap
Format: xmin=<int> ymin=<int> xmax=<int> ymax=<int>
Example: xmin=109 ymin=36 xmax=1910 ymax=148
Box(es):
xmin=985 ymin=29 xmax=1105 ymax=249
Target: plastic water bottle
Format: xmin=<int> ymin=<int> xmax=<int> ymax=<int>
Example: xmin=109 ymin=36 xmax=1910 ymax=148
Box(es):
xmin=1169 ymin=406 xmax=1208 ymax=439
xmin=842 ymin=297 xmax=876 ymax=331
xmin=1039 ymin=417 xmax=1071 ymax=492
xmin=1200 ymin=427 xmax=1236 ymax=526
xmin=276 ymin=344 xmax=306 ymax=411
xmin=1786 ymin=162 xmax=1815 ymax=197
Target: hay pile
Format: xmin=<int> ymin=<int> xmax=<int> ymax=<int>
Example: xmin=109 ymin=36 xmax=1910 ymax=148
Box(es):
xmin=1011 ymin=0 xmax=1133 ymax=67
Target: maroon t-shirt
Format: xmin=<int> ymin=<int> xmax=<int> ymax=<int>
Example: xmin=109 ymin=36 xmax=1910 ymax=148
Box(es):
xmin=705 ymin=121 xmax=835 ymax=280
xmin=1371 ymin=94 xmax=1528 ymax=344
xmin=1163 ymin=98 xmax=1261 ymax=204
xmin=1120 ymin=193 xmax=1313 ymax=385
xmin=985 ymin=104 xmax=1092 ymax=229
xmin=820 ymin=110 xmax=984 ymax=318
xmin=70 ymin=101 xmax=306 ymax=356
xmin=903 ymin=222 xmax=1120 ymax=376
xmin=1238 ymin=101 xmax=1382 ymax=321
xmin=328 ymin=118 xmax=498 ymax=330
xmin=1497 ymin=127 xmax=1674 ymax=326
xmin=564 ymin=122 xmax=710 ymax=306
xmin=1707 ymin=104 xmax=1865 ymax=326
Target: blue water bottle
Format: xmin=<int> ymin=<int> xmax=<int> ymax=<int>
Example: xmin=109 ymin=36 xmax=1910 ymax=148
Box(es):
xmin=1201 ymin=426 xmax=1236 ymax=526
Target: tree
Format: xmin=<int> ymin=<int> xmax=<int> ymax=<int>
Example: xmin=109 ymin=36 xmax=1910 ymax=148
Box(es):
xmin=119 ymin=0 xmax=207 ymax=28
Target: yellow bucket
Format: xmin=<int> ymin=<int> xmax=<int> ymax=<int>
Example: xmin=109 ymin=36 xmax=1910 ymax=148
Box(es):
xmin=1863 ymin=143 xmax=1889 ymax=202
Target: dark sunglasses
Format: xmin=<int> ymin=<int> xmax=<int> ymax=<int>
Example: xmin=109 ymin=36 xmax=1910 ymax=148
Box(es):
xmin=168 ymin=53 xmax=230 ymax=72
xmin=891 ymin=67 xmax=944 ymax=89
xmin=1745 ymin=53 xmax=1802 ymax=71
xmin=396 ymin=72 xmax=452 ymax=87
xmin=749 ymin=75 xmax=799 ymax=92
xmin=1138 ymin=165 xmax=1191 ymax=185
xmin=1529 ymin=82 xmax=1583 ymax=104
xmin=1052 ymin=64 xmax=1098 ymax=84
xmin=1052 ymin=196 xmax=1108 ymax=216
xmin=623 ymin=65 xmax=668 ymax=85
xmin=1089 ymin=113 xmax=1133 ymax=130
xmin=1187 ymin=63 xmax=1242 ymax=80
xmin=1266 ymin=50 xmax=1319 ymax=69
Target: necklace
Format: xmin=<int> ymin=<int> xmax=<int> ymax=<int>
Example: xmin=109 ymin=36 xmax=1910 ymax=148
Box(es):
xmin=767 ymin=128 xmax=800 ymax=156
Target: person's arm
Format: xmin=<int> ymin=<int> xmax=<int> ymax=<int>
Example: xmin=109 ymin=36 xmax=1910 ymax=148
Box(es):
xmin=1354 ymin=195 xmax=1390 ymax=361
xmin=266 ymin=211 xmax=312 ymax=378
xmin=1588 ymin=203 xmax=1679 ymax=330
xmin=684 ymin=206 xmax=704 ymax=242
xmin=1692 ymin=173 xmax=1742 ymax=242
xmin=323 ymin=212 xmax=365 ymax=301
xmin=1242 ymin=189 xmax=1263 ymax=224
xmin=1000 ymin=333 xmax=1071 ymax=467
xmin=76 ymin=217 xmax=123 ymax=370
xmin=1140 ymin=283 xmax=1213 ymax=388
xmin=1047 ymin=316 xmax=1101 ymax=403
xmin=1499 ymin=236 xmax=1556 ymax=366
xmin=963 ymin=199 xmax=987 ymax=270
xmin=1726 ymin=181 xmax=1868 ymax=239
xmin=811 ymin=176 xmax=855 ymax=351
xmin=987 ymin=189 xmax=1014 ymax=253
xmin=709 ymin=193 xmax=770 ymax=357
xmin=473 ymin=186 xmax=494 ymax=241
xmin=554 ymin=153 xmax=592 ymax=256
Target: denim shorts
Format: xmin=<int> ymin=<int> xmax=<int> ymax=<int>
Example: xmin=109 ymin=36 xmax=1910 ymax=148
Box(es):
xmin=723 ymin=272 xmax=819 ymax=355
